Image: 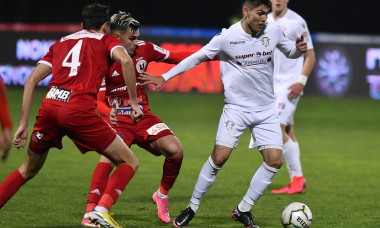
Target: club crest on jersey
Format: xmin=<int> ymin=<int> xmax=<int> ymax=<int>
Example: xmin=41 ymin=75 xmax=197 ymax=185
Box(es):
xmin=136 ymin=59 xmax=147 ymax=73
xmin=46 ymin=86 xmax=72 ymax=102
xmin=261 ymin=37 xmax=270 ymax=47
xmin=108 ymin=97 xmax=121 ymax=108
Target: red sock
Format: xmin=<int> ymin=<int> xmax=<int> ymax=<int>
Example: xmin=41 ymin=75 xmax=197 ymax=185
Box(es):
xmin=98 ymin=164 xmax=134 ymax=211
xmin=86 ymin=162 xmax=113 ymax=213
xmin=160 ymin=157 xmax=183 ymax=195
xmin=0 ymin=170 xmax=26 ymax=209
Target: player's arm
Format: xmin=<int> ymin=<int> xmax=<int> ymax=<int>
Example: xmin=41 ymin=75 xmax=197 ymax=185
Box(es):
xmin=112 ymin=47 xmax=143 ymax=122
xmin=288 ymin=48 xmax=316 ymax=98
xmin=96 ymin=90 xmax=120 ymax=126
xmin=139 ymin=50 xmax=209 ymax=91
xmin=13 ymin=63 xmax=51 ymax=149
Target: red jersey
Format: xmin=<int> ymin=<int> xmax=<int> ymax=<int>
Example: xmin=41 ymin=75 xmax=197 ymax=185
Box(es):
xmin=99 ymin=41 xmax=191 ymax=120
xmin=39 ymin=30 xmax=123 ymax=112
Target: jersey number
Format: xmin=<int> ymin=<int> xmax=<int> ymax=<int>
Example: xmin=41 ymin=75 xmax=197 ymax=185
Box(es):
xmin=62 ymin=40 xmax=82 ymax=77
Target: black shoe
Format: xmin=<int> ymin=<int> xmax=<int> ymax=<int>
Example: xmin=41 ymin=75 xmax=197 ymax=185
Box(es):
xmin=232 ymin=206 xmax=259 ymax=228
xmin=173 ymin=206 xmax=195 ymax=227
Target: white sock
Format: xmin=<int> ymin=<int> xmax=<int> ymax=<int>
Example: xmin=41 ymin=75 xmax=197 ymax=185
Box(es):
xmin=188 ymin=202 xmax=199 ymax=213
xmin=283 ymin=139 xmax=302 ymax=180
xmin=238 ymin=199 xmax=252 ymax=212
xmin=94 ymin=206 xmax=108 ymax=213
xmin=292 ymin=141 xmax=303 ymax=177
xmin=243 ymin=162 xmax=278 ymax=205
xmin=189 ymin=156 xmax=222 ymax=212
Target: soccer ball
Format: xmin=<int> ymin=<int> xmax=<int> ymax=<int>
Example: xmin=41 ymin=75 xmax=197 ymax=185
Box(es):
xmin=281 ymin=202 xmax=312 ymax=228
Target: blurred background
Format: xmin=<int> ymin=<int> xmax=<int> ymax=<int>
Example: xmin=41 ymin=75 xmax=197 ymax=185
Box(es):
xmin=1 ymin=0 xmax=380 ymax=99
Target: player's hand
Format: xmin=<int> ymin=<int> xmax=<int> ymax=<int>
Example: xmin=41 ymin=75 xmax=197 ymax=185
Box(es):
xmin=139 ymin=72 xmax=165 ymax=91
xmin=288 ymin=82 xmax=304 ymax=99
xmin=130 ymin=104 xmax=143 ymax=124
xmin=296 ymin=35 xmax=307 ymax=53
xmin=13 ymin=125 xmax=28 ymax=150
xmin=110 ymin=103 xmax=118 ymax=126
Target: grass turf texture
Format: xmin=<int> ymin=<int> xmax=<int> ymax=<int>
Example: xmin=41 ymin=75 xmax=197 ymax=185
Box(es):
xmin=0 ymin=88 xmax=379 ymax=227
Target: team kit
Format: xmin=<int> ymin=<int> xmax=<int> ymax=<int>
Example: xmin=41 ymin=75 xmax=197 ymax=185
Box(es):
xmin=0 ymin=0 xmax=314 ymax=228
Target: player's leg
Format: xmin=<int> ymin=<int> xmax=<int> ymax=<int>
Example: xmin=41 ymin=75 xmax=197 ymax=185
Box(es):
xmin=0 ymin=148 xmax=48 ymax=209
xmin=272 ymin=92 xmax=304 ymax=194
xmin=284 ymin=125 xmax=306 ymax=194
xmin=173 ymin=145 xmax=232 ymax=227
xmin=82 ymin=156 xmax=114 ymax=227
xmin=174 ymin=107 xmax=244 ymax=227
xmin=149 ymin=135 xmax=183 ymax=223
xmin=88 ymin=135 xmax=138 ymax=228
xmin=236 ymin=106 xmax=282 ymax=228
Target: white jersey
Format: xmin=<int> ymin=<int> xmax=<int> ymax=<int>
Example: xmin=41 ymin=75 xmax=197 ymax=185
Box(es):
xmin=201 ymin=20 xmax=301 ymax=111
xmin=268 ymin=9 xmax=314 ymax=93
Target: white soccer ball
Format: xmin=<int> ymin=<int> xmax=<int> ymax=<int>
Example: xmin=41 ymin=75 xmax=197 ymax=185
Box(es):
xmin=281 ymin=202 xmax=312 ymax=228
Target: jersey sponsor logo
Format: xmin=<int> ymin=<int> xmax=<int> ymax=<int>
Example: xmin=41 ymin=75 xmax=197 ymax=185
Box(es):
xmin=261 ymin=37 xmax=270 ymax=47
xmin=147 ymin=123 xmax=170 ymax=135
xmin=136 ymin=59 xmax=147 ymax=73
xmin=110 ymin=86 xmax=127 ymax=93
xmin=153 ymin=44 xmax=168 ymax=55
xmin=117 ymin=105 xmax=143 ymax=115
xmin=230 ymin=41 xmax=246 ymax=45
xmin=111 ymin=70 xmax=120 ymax=77
xmin=235 ymin=53 xmax=255 ymax=59
xmin=46 ymin=86 xmax=72 ymax=102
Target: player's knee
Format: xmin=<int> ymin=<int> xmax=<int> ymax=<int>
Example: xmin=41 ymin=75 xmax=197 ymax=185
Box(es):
xmin=162 ymin=142 xmax=183 ymax=159
xmin=265 ymin=156 xmax=283 ymax=169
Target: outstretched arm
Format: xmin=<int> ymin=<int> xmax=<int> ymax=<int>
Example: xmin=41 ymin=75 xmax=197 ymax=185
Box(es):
xmin=139 ymin=50 xmax=209 ymax=91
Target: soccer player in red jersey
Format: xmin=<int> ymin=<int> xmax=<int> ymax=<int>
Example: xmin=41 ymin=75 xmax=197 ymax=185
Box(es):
xmin=0 ymin=3 xmax=142 ymax=228
xmin=0 ymin=75 xmax=13 ymax=162
xmin=81 ymin=11 xmax=194 ymax=227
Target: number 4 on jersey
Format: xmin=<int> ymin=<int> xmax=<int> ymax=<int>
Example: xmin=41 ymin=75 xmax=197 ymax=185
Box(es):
xmin=62 ymin=40 xmax=82 ymax=76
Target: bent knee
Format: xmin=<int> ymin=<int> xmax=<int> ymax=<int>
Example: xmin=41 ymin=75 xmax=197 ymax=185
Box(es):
xmin=265 ymin=157 xmax=283 ymax=169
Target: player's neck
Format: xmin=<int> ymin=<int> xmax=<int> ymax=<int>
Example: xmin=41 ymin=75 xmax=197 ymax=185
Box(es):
xmin=273 ymin=7 xmax=288 ymax=21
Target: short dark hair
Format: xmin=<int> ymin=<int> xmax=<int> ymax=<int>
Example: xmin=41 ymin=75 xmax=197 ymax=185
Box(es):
xmin=82 ymin=3 xmax=110 ymax=30
xmin=109 ymin=11 xmax=140 ymax=34
xmin=242 ymin=0 xmax=271 ymax=10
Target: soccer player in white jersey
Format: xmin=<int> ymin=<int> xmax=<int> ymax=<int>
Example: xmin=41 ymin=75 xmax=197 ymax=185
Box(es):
xmin=140 ymin=0 xmax=307 ymax=227
xmin=249 ymin=0 xmax=315 ymax=195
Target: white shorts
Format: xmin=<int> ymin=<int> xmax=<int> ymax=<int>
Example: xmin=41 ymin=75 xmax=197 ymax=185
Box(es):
xmin=215 ymin=105 xmax=282 ymax=150
xmin=275 ymin=89 xmax=300 ymax=126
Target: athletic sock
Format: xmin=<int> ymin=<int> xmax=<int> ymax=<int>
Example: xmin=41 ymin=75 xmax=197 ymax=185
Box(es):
xmin=86 ymin=162 xmax=113 ymax=213
xmin=160 ymin=156 xmax=183 ymax=195
xmin=292 ymin=141 xmax=303 ymax=177
xmin=238 ymin=199 xmax=252 ymax=212
xmin=243 ymin=162 xmax=278 ymax=205
xmin=0 ymin=170 xmax=26 ymax=209
xmin=283 ymin=139 xmax=302 ymax=180
xmin=189 ymin=156 xmax=222 ymax=208
xmin=98 ymin=164 xmax=134 ymax=211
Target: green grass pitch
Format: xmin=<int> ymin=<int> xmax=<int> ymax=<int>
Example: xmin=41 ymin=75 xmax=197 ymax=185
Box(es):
xmin=0 ymin=87 xmax=379 ymax=227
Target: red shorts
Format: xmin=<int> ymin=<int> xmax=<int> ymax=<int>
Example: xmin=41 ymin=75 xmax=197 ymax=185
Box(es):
xmin=104 ymin=112 xmax=175 ymax=156
xmin=29 ymin=103 xmax=117 ymax=154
